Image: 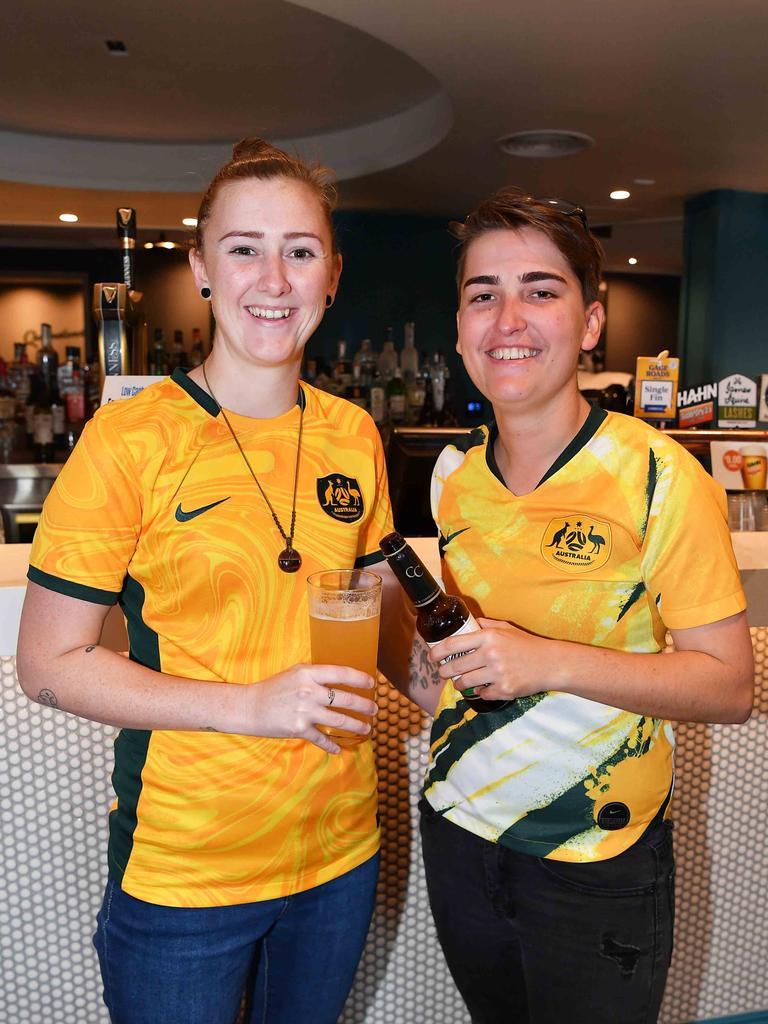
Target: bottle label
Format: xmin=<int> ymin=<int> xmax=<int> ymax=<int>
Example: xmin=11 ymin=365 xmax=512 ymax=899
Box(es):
xmin=33 ymin=411 xmax=54 ymax=444
xmin=426 ymin=613 xmax=480 ymax=678
xmin=52 ymin=405 xmax=66 ymax=434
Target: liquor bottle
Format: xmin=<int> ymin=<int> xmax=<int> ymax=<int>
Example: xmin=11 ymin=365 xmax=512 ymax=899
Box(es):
xmin=387 ymin=367 xmax=406 ymax=424
xmin=332 ymin=339 xmax=352 ymax=392
xmin=353 ymin=338 xmax=377 ymax=389
xmin=171 ymin=329 xmax=187 ymax=370
xmin=32 ymin=376 xmax=55 ymax=462
xmin=379 ymin=531 xmax=510 ymax=714
xmin=418 ymin=363 xmax=436 ymax=426
xmin=189 ymin=327 xmax=205 ymax=367
xmin=368 ymin=368 xmax=386 ymax=427
xmin=345 ymin=364 xmax=368 ymax=409
xmin=430 ymin=351 xmax=448 ymax=424
xmin=401 ymin=321 xmax=419 ymax=381
xmin=36 ymin=324 xmax=65 ymax=445
xmin=150 ymin=328 xmax=168 ymax=375
xmin=63 ymin=348 xmax=86 ymax=427
xmin=377 ymin=327 xmax=398 ymax=384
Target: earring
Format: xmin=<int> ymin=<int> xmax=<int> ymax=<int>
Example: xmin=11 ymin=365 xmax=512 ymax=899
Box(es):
xmin=325 ymin=294 xmax=333 ymax=308
xmin=201 ymin=287 xmax=211 ymax=300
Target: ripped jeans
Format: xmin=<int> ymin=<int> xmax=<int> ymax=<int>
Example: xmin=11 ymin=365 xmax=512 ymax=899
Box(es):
xmin=420 ymin=800 xmax=674 ymax=1024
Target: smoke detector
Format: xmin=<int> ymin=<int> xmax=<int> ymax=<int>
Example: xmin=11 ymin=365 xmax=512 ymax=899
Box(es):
xmin=496 ymin=130 xmax=595 ymax=158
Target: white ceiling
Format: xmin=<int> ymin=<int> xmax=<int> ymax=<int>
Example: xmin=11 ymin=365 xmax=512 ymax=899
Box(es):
xmin=2 ymin=0 xmax=768 ymax=273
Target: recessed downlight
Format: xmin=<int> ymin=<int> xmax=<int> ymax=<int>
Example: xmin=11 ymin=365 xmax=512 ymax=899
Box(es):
xmin=628 ymin=257 xmax=638 ymax=265
xmin=182 ymin=218 xmax=198 ymax=228
xmin=610 ymin=190 xmax=631 ymax=200
xmin=496 ymin=130 xmax=595 ymax=159
xmin=59 ymin=213 xmax=78 ymax=223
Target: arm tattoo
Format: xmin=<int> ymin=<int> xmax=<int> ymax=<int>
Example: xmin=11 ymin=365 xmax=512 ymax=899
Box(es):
xmin=85 ymin=645 xmax=96 ymax=653
xmin=37 ymin=689 xmax=59 ymax=708
xmin=410 ymin=638 xmax=442 ymax=691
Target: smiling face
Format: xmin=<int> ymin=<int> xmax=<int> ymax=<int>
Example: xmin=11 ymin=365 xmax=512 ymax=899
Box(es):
xmin=456 ymin=226 xmax=604 ymax=415
xmin=189 ymin=176 xmax=341 ymax=373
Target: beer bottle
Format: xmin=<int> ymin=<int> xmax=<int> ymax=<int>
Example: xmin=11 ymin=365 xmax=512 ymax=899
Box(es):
xmin=379 ymin=531 xmax=509 ymax=713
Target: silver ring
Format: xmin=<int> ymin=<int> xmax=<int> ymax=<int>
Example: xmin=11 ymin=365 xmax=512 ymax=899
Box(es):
xmin=327 ymin=688 xmax=336 ymax=706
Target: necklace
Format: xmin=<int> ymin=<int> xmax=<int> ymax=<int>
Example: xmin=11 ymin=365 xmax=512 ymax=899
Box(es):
xmin=202 ymin=363 xmax=304 ymax=573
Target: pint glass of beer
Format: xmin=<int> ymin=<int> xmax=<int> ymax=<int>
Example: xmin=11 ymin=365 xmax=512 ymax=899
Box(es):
xmin=739 ymin=446 xmax=768 ymax=490
xmin=307 ymin=569 xmax=382 ymax=746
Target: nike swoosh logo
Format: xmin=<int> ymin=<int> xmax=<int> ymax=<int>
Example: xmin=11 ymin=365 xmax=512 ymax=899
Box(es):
xmin=175 ymin=497 xmax=230 ymax=522
xmin=438 ymin=527 xmax=470 ymax=557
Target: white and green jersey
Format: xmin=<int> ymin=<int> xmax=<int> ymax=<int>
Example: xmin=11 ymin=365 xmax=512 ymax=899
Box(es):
xmin=426 ymin=406 xmax=745 ymax=862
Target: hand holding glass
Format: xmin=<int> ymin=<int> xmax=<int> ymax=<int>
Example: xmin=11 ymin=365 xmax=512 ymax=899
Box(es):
xmin=307 ymin=570 xmax=381 ymax=746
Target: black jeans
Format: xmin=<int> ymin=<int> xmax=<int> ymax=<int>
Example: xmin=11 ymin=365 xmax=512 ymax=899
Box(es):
xmin=420 ymin=799 xmax=674 ymax=1024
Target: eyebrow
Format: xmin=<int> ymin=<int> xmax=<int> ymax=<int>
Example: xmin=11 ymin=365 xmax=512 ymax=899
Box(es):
xmin=217 ymin=229 xmax=324 ymax=243
xmin=463 ymin=270 xmax=568 ymax=289
xmin=463 ymin=274 xmax=500 ymax=289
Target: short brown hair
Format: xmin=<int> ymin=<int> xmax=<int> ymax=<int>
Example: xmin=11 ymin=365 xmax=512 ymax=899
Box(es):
xmin=451 ymin=187 xmax=604 ymax=304
xmin=194 ymin=137 xmax=339 ymax=253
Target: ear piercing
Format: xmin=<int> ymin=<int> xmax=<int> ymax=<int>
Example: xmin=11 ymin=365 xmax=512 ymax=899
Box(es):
xmin=201 ymin=287 xmax=211 ymax=299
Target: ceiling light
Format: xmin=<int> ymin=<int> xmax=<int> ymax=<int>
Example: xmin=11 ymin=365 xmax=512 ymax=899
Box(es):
xmin=182 ymin=218 xmax=198 ymax=228
xmin=610 ymin=190 xmax=631 ymax=200
xmin=59 ymin=213 xmax=78 ymax=223
xmin=496 ymin=130 xmax=595 ymax=159
xmin=143 ymin=242 xmax=155 ymax=249
xmin=628 ymin=257 xmax=638 ymax=265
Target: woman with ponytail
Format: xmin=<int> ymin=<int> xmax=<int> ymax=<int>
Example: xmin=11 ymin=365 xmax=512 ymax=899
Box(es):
xmin=18 ymin=138 xmax=405 ymax=1023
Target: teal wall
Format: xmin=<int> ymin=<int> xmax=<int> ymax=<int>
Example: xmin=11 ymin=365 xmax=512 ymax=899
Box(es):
xmin=679 ymin=189 xmax=768 ymax=387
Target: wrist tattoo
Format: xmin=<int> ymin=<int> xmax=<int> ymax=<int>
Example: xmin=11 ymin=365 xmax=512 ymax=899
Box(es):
xmin=411 ymin=639 xmax=442 ymax=691
xmin=85 ymin=645 xmax=96 ymax=653
xmin=37 ymin=689 xmax=59 ymax=708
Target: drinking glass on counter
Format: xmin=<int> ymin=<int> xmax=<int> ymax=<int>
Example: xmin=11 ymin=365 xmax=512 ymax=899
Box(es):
xmin=307 ymin=569 xmax=381 ymax=746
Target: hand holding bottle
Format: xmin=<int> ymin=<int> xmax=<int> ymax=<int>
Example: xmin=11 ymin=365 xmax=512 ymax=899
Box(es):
xmin=427 ymin=617 xmax=550 ymax=704
xmin=379 ymin=532 xmax=510 ymax=713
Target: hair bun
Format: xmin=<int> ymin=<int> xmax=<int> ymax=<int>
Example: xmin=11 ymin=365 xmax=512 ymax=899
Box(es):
xmin=231 ymin=137 xmax=286 ymax=163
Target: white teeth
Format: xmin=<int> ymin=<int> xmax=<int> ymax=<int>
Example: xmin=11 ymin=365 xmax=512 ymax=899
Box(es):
xmin=247 ymin=306 xmax=291 ymax=319
xmin=488 ymin=346 xmax=538 ymax=360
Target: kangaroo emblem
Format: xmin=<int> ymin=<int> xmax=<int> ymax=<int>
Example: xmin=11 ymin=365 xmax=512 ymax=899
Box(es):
xmin=546 ymin=521 xmax=570 ymax=549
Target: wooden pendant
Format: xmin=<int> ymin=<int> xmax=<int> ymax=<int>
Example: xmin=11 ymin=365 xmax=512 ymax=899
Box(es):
xmin=278 ymin=546 xmax=302 ymax=573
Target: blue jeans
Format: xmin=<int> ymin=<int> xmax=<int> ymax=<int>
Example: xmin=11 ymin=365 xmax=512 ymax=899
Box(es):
xmin=93 ymin=854 xmax=379 ymax=1024
xmin=420 ymin=799 xmax=674 ymax=1024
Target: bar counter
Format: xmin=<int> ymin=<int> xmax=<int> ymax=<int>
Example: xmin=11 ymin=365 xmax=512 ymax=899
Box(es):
xmin=2 ymin=538 xmax=768 ymax=1023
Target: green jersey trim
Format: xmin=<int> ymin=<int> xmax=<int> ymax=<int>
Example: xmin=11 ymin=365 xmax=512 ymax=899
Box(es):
xmin=170 ymin=367 xmax=307 ymax=417
xmin=485 ymin=403 xmax=607 ymax=490
xmin=171 ymin=367 xmax=220 ymax=417
xmin=108 ymin=572 xmax=159 ymax=886
xmin=354 ymin=550 xmax=387 ymax=568
xmin=27 ymin=565 xmax=120 ymax=606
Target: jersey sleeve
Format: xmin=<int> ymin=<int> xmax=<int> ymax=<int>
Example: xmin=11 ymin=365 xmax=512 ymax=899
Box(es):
xmin=640 ymin=446 xmax=746 ymax=630
xmin=28 ymin=408 xmax=142 ymax=604
xmin=353 ymin=421 xmax=394 ymax=568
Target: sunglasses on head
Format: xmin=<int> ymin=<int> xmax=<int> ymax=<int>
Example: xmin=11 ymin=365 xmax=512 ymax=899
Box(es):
xmin=530 ymin=196 xmax=589 ymax=230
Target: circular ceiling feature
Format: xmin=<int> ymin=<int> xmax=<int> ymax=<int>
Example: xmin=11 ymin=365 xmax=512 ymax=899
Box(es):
xmin=496 ymin=130 xmax=595 ymax=159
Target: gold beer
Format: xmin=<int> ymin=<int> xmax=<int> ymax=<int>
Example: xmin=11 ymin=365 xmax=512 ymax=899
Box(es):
xmin=307 ymin=570 xmax=381 ymax=746
xmin=739 ymin=446 xmax=768 ymax=490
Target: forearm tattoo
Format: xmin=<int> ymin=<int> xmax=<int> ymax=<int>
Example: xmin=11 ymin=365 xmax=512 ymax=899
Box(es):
xmin=410 ymin=638 xmax=442 ymax=692
xmin=37 ymin=689 xmax=59 ymax=708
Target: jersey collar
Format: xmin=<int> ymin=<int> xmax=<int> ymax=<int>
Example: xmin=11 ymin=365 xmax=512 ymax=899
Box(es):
xmin=170 ymin=367 xmax=306 ymax=417
xmin=486 ymin=402 xmax=607 ymax=491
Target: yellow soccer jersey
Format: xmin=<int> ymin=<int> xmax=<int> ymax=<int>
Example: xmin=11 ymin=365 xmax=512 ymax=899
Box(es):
xmin=29 ymin=370 xmax=393 ymax=907
xmin=426 ymin=405 xmax=745 ymax=862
